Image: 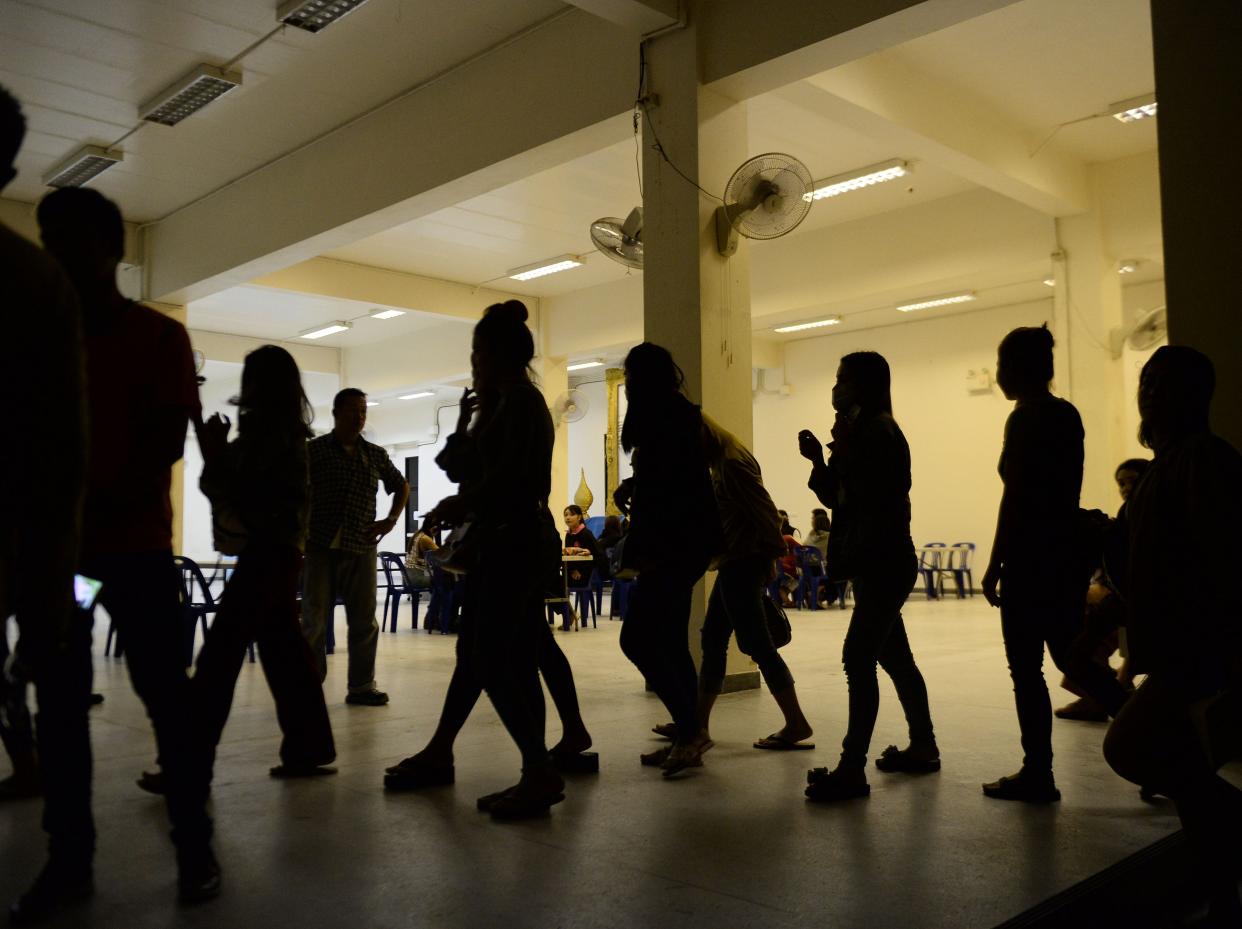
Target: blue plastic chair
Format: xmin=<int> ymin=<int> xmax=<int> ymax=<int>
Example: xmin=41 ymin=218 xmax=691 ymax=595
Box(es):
xmin=608 ymin=577 xmax=634 ymax=620
xmin=795 ymin=547 xmax=826 ymax=611
xmin=945 ymin=542 xmax=976 ymax=598
xmin=425 ymin=557 xmax=460 ymax=635
xmin=568 ymin=566 xmax=598 ymax=628
xmin=918 ymin=543 xmax=947 ymax=599
xmin=379 ymin=552 xmax=421 ymax=633
xmin=584 ymin=516 xmax=606 ymax=537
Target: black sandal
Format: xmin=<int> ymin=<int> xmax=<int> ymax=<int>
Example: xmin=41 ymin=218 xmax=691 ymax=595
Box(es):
xmin=805 ymin=767 xmax=870 ymax=802
xmin=874 ymin=744 xmax=941 ymax=774
xmin=383 ymin=759 xmax=455 ymax=791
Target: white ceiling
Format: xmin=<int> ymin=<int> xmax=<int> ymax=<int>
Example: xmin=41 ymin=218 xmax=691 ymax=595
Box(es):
xmin=189 ymin=282 xmax=472 ymax=345
xmin=1 ymin=0 xmax=566 ymax=220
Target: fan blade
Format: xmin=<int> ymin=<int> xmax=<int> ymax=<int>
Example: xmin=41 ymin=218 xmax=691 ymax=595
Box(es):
xmin=621 ymin=207 xmax=643 ymax=240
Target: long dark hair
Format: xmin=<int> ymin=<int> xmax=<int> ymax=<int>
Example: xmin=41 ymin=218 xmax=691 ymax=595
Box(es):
xmin=473 ymin=299 xmax=534 ymax=423
xmin=621 ymin=342 xmax=687 ymax=453
xmin=234 ymin=345 xmax=313 ymax=442
xmin=839 ymin=351 xmax=894 ymax=415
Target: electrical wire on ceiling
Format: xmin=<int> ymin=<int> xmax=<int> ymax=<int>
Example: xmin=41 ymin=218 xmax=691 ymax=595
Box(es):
xmin=1029 ymin=111 xmax=1113 ymax=159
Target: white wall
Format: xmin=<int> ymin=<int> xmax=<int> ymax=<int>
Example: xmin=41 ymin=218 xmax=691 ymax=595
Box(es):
xmin=752 ymin=298 xmax=1058 ymax=574
xmin=565 ymin=380 xmax=608 ymax=517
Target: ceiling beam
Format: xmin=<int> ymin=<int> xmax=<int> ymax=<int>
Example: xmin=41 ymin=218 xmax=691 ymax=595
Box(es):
xmin=561 ymin=0 xmax=679 ymax=33
xmin=248 ymin=257 xmax=524 ymax=323
xmin=776 ymin=58 xmax=1089 ymax=216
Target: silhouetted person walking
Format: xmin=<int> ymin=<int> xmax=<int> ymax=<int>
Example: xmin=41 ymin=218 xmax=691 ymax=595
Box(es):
xmin=614 ymin=343 xmax=720 ymax=777
xmin=36 ymin=187 xmax=209 ymax=898
xmin=178 ymin=346 xmax=338 ymax=893
xmin=1103 ymin=346 xmax=1242 ymax=927
xmin=0 ymin=86 xmax=93 ymax=925
xmin=386 ymin=301 xmax=572 ymax=817
xmin=799 ymin=351 xmax=938 ymax=802
xmin=302 ymin=388 xmax=407 ymax=706
xmin=981 ymin=326 xmax=1131 ymax=803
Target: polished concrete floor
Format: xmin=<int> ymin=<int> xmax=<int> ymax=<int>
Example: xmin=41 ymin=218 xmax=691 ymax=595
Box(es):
xmin=0 ymin=594 xmax=1179 ymax=929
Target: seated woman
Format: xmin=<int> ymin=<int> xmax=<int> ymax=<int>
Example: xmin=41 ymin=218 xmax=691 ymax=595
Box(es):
xmin=403 ymin=520 xmax=438 ymax=589
xmin=596 ymin=514 xmax=623 ymax=577
xmin=804 ymin=509 xmax=831 ymax=559
xmin=562 ymin=505 xmax=602 ymax=587
xmin=778 ymin=533 xmax=802 ymax=608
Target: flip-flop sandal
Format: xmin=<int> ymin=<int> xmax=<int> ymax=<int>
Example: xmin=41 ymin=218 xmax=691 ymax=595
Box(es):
xmin=874 ymin=745 xmax=940 ymax=773
xmin=476 ymin=786 xmax=518 ymax=812
xmin=651 ymin=723 xmax=677 ymax=740
xmin=550 ymin=750 xmax=599 ymax=774
xmin=488 ymin=789 xmax=565 ymax=820
xmin=641 ymin=746 xmax=672 ymax=766
xmin=753 ymin=734 xmax=816 ymax=751
xmin=383 ymin=761 xmax=456 ymax=790
xmin=661 ymin=739 xmax=714 ymax=777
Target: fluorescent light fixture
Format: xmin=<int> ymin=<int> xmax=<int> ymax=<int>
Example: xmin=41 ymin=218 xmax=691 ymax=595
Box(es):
xmin=1111 ymin=94 xmax=1157 ymax=124
xmin=42 ymin=145 xmax=123 ymax=188
xmin=566 ymin=360 xmax=604 ymax=372
xmin=365 ymin=401 xmax=379 ymax=407
xmin=279 ymin=0 xmax=372 ymax=33
xmin=1118 ymin=259 xmax=1140 ymax=275
xmin=896 ymin=292 xmax=977 ymax=313
xmin=370 ymin=309 xmax=404 ymax=320
xmin=804 ymin=159 xmax=908 ymax=202
xmin=508 ymin=255 xmax=585 ymax=282
xmin=1043 ymin=278 xmax=1056 ymax=287
xmin=139 ymin=64 xmax=242 ymax=126
xmin=773 ymin=317 xmax=842 ymax=333
xmin=398 ymin=391 xmax=435 ymax=400
xmin=300 ymin=321 xmax=352 ymax=339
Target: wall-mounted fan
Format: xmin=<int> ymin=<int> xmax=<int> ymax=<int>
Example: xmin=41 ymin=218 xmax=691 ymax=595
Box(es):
xmin=193 ymin=348 xmax=206 ymax=386
xmin=714 ymin=153 xmax=813 ymax=257
xmin=1109 ymin=305 xmax=1167 ymax=357
xmin=590 ymin=207 xmax=643 ymax=270
xmin=550 ymin=388 xmax=590 ymax=427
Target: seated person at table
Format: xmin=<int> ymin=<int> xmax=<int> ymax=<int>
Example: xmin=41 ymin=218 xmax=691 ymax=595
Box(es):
xmin=778 ymin=509 xmax=800 ymax=539
xmin=595 ymin=514 xmax=624 ymax=580
xmin=804 ymin=509 xmax=830 ymax=559
xmin=403 ymin=521 xmax=438 ymax=588
xmin=778 ymin=533 xmax=802 ymax=607
xmin=563 ymin=505 xmax=602 ymax=587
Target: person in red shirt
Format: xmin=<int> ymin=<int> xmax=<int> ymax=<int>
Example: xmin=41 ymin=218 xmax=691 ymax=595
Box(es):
xmin=37 ymin=189 xmax=214 ymax=903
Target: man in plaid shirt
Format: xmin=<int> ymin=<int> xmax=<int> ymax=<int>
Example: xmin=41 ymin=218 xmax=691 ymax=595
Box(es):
xmin=303 ymin=388 xmax=408 ymax=705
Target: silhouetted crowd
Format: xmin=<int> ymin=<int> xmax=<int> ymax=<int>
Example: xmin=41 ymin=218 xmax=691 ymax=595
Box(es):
xmin=2 ymin=83 xmax=1240 ymax=927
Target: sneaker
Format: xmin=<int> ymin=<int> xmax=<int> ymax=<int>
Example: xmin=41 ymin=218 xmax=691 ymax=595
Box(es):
xmin=345 ymin=689 xmax=389 ymax=707
xmin=1053 ymin=697 xmax=1108 ymax=722
xmin=982 ymin=770 xmax=1061 ymax=803
xmin=136 ymin=770 xmax=165 ymax=795
xmin=177 ymin=846 xmax=221 ymax=904
xmin=10 ymin=860 xmax=93 ymax=925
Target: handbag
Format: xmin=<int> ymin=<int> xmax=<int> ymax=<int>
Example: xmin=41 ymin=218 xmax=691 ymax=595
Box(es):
xmin=762 ymin=589 xmax=792 ymax=649
xmin=436 ymin=522 xmax=474 ymax=576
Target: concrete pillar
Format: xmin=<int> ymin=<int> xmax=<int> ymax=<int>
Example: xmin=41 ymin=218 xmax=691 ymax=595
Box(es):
xmin=642 ymin=19 xmax=758 ymax=691
xmin=604 ymin=367 xmax=624 ymax=516
xmin=1150 ymin=0 xmax=1242 ymax=448
xmin=1056 ymin=196 xmax=1126 ymax=511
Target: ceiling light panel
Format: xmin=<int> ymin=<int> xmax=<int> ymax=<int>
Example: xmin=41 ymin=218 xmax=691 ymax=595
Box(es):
xmin=370 ymin=309 xmax=404 ymax=320
xmin=805 ymin=159 xmax=908 ymax=201
xmin=398 ymin=391 xmax=435 ymax=400
xmin=773 ymin=317 xmax=841 ymax=333
xmin=300 ymin=321 xmax=352 ymax=339
xmin=508 ymin=255 xmax=585 ymax=282
xmin=1111 ymin=94 xmax=1157 ymax=124
xmin=140 ymin=65 xmax=242 ymax=126
xmin=43 ymin=145 xmax=123 ymax=188
xmin=279 ymin=0 xmax=372 ymax=33
xmin=896 ymin=293 xmax=976 ymax=313
xmin=566 ymin=361 xmax=603 ymax=371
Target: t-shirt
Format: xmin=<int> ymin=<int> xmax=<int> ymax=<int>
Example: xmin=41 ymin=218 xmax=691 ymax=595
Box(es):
xmin=82 ymin=300 xmax=200 ymax=557
xmin=997 ymin=395 xmax=1083 ymax=566
xmin=699 ymin=413 xmax=785 ymax=567
xmin=0 ymin=223 xmax=86 ymax=624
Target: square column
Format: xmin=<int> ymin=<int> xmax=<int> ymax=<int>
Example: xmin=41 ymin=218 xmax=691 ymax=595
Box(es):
xmin=642 ymin=22 xmax=758 ymax=690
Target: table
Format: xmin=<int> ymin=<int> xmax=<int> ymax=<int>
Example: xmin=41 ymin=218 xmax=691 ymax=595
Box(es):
xmin=546 ymin=554 xmax=593 ymax=631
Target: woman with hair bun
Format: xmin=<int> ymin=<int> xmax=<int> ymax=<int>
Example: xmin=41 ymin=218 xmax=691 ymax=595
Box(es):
xmin=385 ymin=300 xmax=590 ymax=818
xmin=982 ymin=325 xmax=1129 ymax=803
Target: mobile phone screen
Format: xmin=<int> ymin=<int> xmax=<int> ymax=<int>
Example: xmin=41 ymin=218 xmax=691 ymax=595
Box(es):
xmin=74 ymin=574 xmax=103 ymax=610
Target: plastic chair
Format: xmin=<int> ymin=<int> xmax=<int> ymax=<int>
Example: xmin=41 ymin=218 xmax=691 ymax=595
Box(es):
xmin=795 ymin=547 xmax=825 ymax=611
xmin=946 ymin=542 xmax=976 ymax=598
xmin=609 ymin=576 xmax=635 ymax=620
xmin=175 ymin=555 xmax=255 ymax=666
xmin=584 ymin=516 xmax=606 ymax=537
xmin=425 ymin=557 xmax=460 ymax=635
xmin=917 ymin=543 xmax=947 ymax=599
xmin=568 ymin=567 xmax=598 ymax=628
xmin=379 ymin=552 xmax=422 ymax=633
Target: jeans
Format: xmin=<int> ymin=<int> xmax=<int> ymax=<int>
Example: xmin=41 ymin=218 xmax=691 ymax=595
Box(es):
xmin=840 ymin=555 xmax=934 ymax=769
xmin=83 ymin=550 xmax=196 ymax=850
xmin=184 ymin=546 xmax=335 ymax=844
xmin=1000 ymin=571 xmax=1131 ymax=772
xmin=700 ymin=555 xmax=794 ymax=695
xmin=620 ymin=569 xmax=700 ymax=739
xmin=301 ymin=544 xmax=379 ymax=692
